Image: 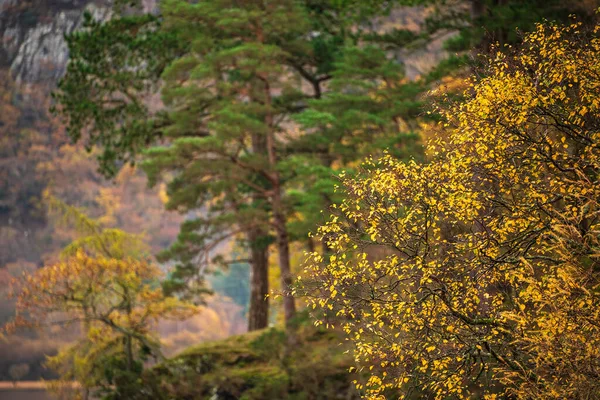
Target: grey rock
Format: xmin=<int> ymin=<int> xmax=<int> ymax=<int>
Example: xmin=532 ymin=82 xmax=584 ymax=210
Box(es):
xmin=0 ymin=0 xmax=155 ymax=85
xmin=373 ymin=5 xmax=458 ymax=81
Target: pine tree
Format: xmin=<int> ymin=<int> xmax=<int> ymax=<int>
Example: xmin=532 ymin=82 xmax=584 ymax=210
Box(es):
xmin=53 ymin=0 xmax=589 ymax=335
xmin=150 ymin=0 xmax=406 ymax=328
xmin=143 ymin=0 xmax=320 ymax=327
xmin=52 ymin=12 xmax=183 ymax=176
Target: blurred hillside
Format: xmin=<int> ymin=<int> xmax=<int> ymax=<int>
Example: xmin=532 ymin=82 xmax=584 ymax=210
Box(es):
xmin=0 ymin=0 xmax=457 ymax=382
xmin=0 ymin=0 xmax=248 ymax=382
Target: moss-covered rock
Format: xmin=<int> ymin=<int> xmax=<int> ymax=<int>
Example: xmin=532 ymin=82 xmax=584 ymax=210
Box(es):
xmin=142 ymin=323 xmax=361 ymax=400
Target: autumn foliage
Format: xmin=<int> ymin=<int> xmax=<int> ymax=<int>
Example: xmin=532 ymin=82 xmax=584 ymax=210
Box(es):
xmin=7 ymin=249 xmax=197 ymax=397
xmin=303 ymin=18 xmax=600 ymax=399
xmin=11 ymin=252 xmax=194 ymax=333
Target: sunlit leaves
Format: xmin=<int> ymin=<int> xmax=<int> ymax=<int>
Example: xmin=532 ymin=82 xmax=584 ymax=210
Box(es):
xmin=4 ymin=200 xmax=199 ymax=396
xmin=304 ymin=17 xmax=600 ymax=399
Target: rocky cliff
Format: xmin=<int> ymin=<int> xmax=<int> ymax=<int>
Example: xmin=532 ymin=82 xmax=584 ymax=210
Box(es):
xmin=0 ymin=0 xmax=159 ymax=85
xmin=0 ymin=1 xmax=448 ymax=86
xmin=0 ymin=0 xmax=113 ymax=84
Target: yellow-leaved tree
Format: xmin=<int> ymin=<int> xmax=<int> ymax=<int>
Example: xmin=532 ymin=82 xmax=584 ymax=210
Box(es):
xmin=5 ymin=197 xmax=198 ymax=399
xmin=302 ymin=17 xmax=600 ymax=399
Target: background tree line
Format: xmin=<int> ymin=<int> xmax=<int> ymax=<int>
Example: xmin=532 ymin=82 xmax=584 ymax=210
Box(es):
xmin=52 ymin=0 xmax=591 ymax=332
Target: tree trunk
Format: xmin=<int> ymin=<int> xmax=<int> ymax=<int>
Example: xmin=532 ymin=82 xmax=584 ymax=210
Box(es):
xmin=125 ymin=335 xmax=133 ymax=371
xmin=470 ymin=0 xmax=488 ymax=52
xmin=247 ymin=87 xmax=271 ymax=331
xmin=254 ymin=22 xmax=296 ymax=328
xmin=470 ymin=0 xmax=485 ymax=21
xmin=247 ymin=229 xmax=269 ymax=331
xmin=124 ymin=289 xmax=134 ymax=372
xmin=260 ymin=81 xmax=297 ymax=327
xmin=272 ymin=188 xmax=297 ymax=327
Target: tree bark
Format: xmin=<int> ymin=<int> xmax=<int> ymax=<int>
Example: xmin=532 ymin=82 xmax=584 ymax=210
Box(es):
xmin=247 ymin=92 xmax=271 ymax=331
xmin=260 ymin=81 xmax=297 ymax=327
xmin=254 ymin=21 xmax=296 ymax=328
xmin=247 ymin=229 xmax=269 ymax=331
xmin=470 ymin=0 xmax=488 ymax=52
xmin=470 ymin=0 xmax=485 ymax=21
xmin=272 ymin=187 xmax=297 ymax=327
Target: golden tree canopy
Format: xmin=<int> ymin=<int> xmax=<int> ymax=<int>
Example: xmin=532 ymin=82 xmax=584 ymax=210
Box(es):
xmin=303 ymin=18 xmax=600 ymax=399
